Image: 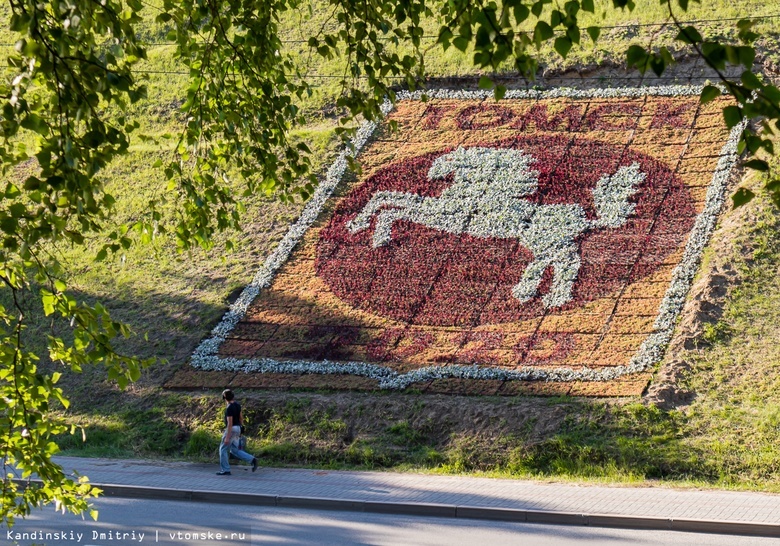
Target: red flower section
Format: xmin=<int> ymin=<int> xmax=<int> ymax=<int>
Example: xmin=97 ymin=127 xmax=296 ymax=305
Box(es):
xmin=585 ymin=103 xmax=642 ymax=131
xmin=423 ymin=101 xmax=649 ymax=133
xmin=455 ymin=104 xmax=517 ymax=129
xmin=650 ymin=101 xmax=697 ymax=129
xmin=316 ymin=133 xmax=696 ymax=327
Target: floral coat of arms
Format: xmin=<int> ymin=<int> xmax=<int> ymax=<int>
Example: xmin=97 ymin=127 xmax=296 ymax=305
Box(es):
xmin=174 ymin=86 xmax=742 ymax=396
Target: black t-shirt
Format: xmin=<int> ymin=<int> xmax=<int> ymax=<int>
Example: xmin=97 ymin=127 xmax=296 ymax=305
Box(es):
xmin=225 ymin=401 xmax=241 ymax=427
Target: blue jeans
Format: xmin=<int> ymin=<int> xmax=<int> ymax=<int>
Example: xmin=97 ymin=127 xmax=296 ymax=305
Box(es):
xmin=219 ymin=426 xmax=253 ymax=472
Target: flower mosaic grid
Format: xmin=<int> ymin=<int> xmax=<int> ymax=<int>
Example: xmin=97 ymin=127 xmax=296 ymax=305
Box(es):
xmin=173 ymin=87 xmax=743 ymax=396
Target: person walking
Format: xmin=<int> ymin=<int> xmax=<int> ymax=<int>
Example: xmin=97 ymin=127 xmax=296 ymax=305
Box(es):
xmin=216 ymin=389 xmax=258 ymax=475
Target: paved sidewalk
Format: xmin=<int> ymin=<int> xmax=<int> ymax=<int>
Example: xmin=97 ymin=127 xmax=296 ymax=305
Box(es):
xmin=48 ymin=456 xmax=780 ymax=537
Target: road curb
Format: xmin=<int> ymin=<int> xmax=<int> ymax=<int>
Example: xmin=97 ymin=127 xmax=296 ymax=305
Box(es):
xmin=18 ymin=480 xmax=780 ymax=538
xmin=587 ymin=513 xmax=672 ymax=530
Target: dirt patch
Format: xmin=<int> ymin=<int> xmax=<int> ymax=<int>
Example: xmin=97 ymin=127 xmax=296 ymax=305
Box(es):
xmin=644 ymin=169 xmax=759 ymax=409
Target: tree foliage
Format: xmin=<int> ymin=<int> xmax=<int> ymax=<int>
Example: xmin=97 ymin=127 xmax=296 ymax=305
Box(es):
xmin=1 ymin=0 xmax=779 ymax=525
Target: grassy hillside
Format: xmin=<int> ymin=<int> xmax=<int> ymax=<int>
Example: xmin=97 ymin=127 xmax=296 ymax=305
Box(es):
xmin=3 ymin=1 xmax=780 ymax=488
xmin=53 ymin=181 xmax=780 ymax=491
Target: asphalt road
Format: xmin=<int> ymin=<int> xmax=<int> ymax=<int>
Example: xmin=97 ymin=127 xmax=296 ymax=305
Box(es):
xmin=4 ymin=498 xmax=780 ymax=546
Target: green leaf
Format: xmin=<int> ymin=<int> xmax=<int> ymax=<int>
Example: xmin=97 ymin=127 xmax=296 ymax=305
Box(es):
xmin=84 ymin=131 xmax=105 ymax=147
xmin=566 ymin=26 xmax=581 ymax=45
xmin=554 ymin=36 xmax=572 ymax=59
xmin=586 ymin=26 xmax=600 ymax=43
xmin=475 ymin=27 xmax=491 ymax=49
xmin=741 ymin=71 xmax=762 ymax=90
xmin=534 ymin=21 xmax=554 ymax=45
xmin=8 ymin=203 xmax=25 ymax=217
xmin=626 ymin=45 xmax=648 ymax=72
xmin=723 ymin=105 xmax=743 ymax=129
xmin=743 ymin=134 xmax=764 ymax=154
xmin=564 ymin=1 xmax=579 ymax=16
xmin=5 ymin=183 xmax=21 ymax=198
xmin=0 ymin=217 xmax=18 ymax=234
xmin=732 ymin=187 xmax=755 ymax=208
xmin=769 ymin=192 xmax=780 ymax=210
xmin=738 ymin=46 xmax=755 ymax=69
xmin=494 ymin=85 xmax=507 ymax=100
xmin=743 ymin=159 xmax=769 ymax=172
xmin=478 ymin=76 xmax=494 ymax=90
xmin=647 ymin=48 xmax=673 ymax=77
xmin=513 ymin=4 xmax=530 ymax=23
xmin=765 ymin=180 xmax=780 ymax=192
xmin=724 ymin=45 xmax=740 ymax=66
xmin=702 ymin=42 xmax=727 ymax=70
xmin=437 ymin=27 xmax=453 ymax=45
xmin=762 ymin=85 xmax=780 ymax=104
xmin=700 ymin=85 xmax=721 ymax=104
xmin=581 ymin=0 xmax=595 ymax=12
xmin=20 ymin=114 xmax=48 ymax=136
xmin=41 ymin=289 xmax=56 ymax=316
xmin=452 ymin=36 xmax=469 ymax=52
xmin=737 ymin=19 xmax=759 ymax=44
xmin=675 ymin=25 xmax=702 ymax=44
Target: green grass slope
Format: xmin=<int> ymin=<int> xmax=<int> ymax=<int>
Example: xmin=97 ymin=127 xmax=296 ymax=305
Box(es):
xmin=2 ymin=1 xmax=780 ymax=489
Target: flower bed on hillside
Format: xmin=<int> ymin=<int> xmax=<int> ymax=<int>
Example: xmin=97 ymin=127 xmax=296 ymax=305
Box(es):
xmin=173 ymin=87 xmax=742 ymax=397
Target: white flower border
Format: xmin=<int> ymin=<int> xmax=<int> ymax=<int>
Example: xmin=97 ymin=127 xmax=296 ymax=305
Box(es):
xmin=190 ymin=86 xmax=745 ymax=389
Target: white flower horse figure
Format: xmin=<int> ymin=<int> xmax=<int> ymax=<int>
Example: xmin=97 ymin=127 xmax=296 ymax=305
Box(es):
xmin=347 ymin=146 xmax=645 ymax=308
